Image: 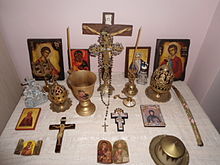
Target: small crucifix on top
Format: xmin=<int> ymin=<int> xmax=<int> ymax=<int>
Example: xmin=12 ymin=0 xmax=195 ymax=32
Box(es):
xmin=49 ymin=117 xmax=75 ymax=153
xmin=111 ymin=108 xmax=128 ymax=132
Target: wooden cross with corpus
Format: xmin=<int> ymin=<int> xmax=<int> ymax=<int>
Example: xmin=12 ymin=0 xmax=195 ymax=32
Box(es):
xmin=49 ymin=117 xmax=75 ymax=153
xmin=111 ymin=108 xmax=128 ymax=132
xmin=82 ymin=12 xmax=133 ymax=36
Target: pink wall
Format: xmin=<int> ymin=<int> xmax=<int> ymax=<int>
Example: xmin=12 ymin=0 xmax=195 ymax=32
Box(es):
xmin=187 ymin=1 xmax=220 ymax=132
xmin=0 ymin=0 xmax=219 ymax=82
xmin=188 ymin=1 xmax=220 ymax=102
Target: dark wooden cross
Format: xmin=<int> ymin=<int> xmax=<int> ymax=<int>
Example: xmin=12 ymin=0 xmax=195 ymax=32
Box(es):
xmin=49 ymin=117 xmax=75 ymax=153
xmin=82 ymin=14 xmax=133 ymax=36
xmin=111 ymin=108 xmax=128 ymax=132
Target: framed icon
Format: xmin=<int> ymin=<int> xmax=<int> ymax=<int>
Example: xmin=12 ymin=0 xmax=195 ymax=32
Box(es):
xmin=69 ymin=49 xmax=90 ymax=71
xmin=14 ymin=139 xmax=43 ymax=155
xmin=27 ymin=38 xmax=65 ymax=80
xmin=140 ymin=105 xmax=166 ymax=127
xmin=15 ymin=108 xmax=41 ymax=130
xmin=124 ymin=47 xmax=151 ymax=78
xmin=102 ymin=12 xmax=115 ymax=25
xmin=154 ymin=39 xmax=190 ymax=81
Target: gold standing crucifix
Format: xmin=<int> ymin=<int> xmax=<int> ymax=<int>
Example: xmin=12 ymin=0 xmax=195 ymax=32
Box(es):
xmin=82 ymin=14 xmax=133 ymax=96
xmin=49 ymin=117 xmax=75 ymax=153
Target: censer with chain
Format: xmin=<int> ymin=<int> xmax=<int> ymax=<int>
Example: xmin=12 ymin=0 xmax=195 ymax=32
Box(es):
xmin=32 ymin=57 xmax=72 ymax=113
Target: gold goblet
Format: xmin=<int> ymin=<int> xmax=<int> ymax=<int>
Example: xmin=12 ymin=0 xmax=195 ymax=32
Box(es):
xmin=67 ymin=70 xmax=97 ymax=116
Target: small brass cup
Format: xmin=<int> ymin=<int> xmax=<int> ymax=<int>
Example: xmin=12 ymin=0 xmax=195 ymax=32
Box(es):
xmin=67 ymin=70 xmax=97 ymax=116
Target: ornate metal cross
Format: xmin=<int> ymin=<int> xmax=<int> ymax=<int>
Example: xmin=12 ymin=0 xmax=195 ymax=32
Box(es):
xmin=111 ymin=108 xmax=128 ymax=132
xmin=82 ymin=14 xmax=133 ymax=95
xmin=49 ymin=117 xmax=75 ymax=153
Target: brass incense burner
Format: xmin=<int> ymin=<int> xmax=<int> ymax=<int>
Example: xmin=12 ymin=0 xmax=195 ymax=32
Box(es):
xmin=67 ymin=70 xmax=97 ymax=116
xmin=32 ymin=56 xmax=72 ymax=112
xmin=48 ymin=81 xmax=72 ymax=113
xmin=146 ymin=64 xmax=174 ymax=102
xmin=149 ymin=135 xmax=189 ymax=165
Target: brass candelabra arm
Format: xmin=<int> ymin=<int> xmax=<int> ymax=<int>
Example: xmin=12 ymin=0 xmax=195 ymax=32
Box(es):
xmin=114 ymin=94 xmax=136 ymax=108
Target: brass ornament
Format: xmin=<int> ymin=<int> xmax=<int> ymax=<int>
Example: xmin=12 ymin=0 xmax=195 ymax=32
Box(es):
xmin=146 ymin=64 xmax=174 ymax=102
xmin=67 ymin=70 xmax=96 ymax=116
xmin=149 ymin=135 xmax=189 ymax=165
xmin=48 ymin=81 xmax=72 ymax=113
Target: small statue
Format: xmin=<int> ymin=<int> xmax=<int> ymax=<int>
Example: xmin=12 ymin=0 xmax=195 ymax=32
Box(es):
xmin=136 ymin=60 xmax=148 ymax=85
xmin=22 ymin=79 xmax=48 ymax=108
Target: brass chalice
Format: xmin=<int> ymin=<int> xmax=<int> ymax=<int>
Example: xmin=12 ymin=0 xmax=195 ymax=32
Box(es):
xmin=67 ymin=70 xmax=97 ymax=116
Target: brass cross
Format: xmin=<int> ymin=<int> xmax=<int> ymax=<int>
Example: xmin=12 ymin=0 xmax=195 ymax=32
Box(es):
xmin=82 ymin=13 xmax=133 ymax=95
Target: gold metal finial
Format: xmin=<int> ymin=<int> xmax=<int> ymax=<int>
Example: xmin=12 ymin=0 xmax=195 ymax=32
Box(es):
xmin=160 ymin=136 xmax=185 ymax=158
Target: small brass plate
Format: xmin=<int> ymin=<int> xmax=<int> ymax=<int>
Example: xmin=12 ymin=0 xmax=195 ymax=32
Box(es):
xmin=149 ymin=135 xmax=189 ymax=165
xmin=145 ymin=87 xmax=171 ymax=102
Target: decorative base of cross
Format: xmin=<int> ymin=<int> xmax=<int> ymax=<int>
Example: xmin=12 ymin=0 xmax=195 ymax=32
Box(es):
xmin=98 ymin=84 xmax=115 ymax=96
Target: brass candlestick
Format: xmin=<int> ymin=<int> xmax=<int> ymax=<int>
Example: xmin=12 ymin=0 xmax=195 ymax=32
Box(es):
xmin=114 ymin=27 xmax=141 ymax=107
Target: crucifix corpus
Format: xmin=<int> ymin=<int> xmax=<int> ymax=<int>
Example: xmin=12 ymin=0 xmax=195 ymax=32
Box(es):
xmin=82 ymin=13 xmax=133 ymax=96
xmin=49 ymin=117 xmax=75 ymax=153
xmin=111 ymin=108 xmax=128 ymax=132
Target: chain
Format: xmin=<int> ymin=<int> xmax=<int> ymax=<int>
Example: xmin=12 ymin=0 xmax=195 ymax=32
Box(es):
xmin=98 ymin=52 xmax=114 ymax=131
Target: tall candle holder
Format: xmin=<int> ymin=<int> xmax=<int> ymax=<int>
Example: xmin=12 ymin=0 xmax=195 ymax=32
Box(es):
xmin=114 ymin=27 xmax=141 ymax=107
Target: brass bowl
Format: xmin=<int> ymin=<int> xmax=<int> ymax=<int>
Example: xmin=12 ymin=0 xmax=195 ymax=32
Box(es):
xmin=149 ymin=135 xmax=189 ymax=165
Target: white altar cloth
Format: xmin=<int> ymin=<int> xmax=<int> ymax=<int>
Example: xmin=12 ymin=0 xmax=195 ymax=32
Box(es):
xmin=0 ymin=73 xmax=220 ymax=165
